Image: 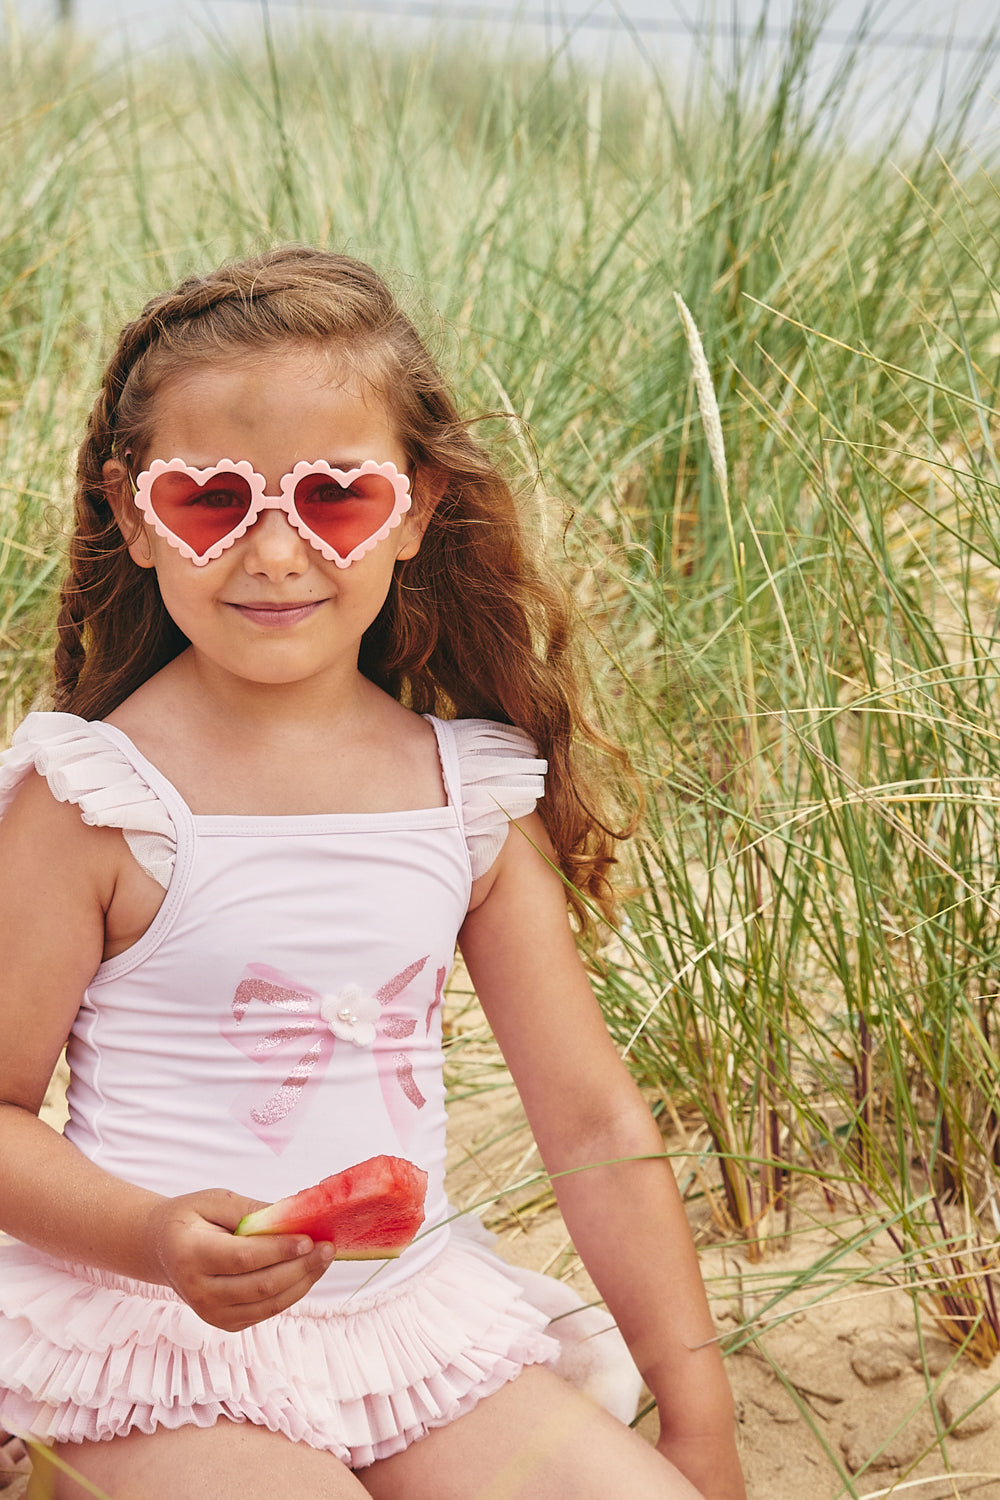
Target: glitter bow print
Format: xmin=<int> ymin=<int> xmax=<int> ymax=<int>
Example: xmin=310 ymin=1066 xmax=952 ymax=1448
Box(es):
xmin=221 ymin=958 xmax=446 ymax=1153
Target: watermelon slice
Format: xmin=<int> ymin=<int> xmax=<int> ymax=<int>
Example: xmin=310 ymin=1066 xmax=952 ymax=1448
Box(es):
xmin=234 ymin=1154 xmax=428 ymax=1260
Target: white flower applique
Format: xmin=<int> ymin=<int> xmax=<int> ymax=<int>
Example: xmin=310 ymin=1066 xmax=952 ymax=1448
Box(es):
xmin=320 ymin=983 xmax=380 ymax=1047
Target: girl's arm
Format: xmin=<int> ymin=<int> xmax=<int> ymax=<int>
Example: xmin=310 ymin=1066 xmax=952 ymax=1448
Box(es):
xmin=0 ymin=773 xmax=332 ymax=1330
xmin=459 ymin=814 xmax=746 ymax=1500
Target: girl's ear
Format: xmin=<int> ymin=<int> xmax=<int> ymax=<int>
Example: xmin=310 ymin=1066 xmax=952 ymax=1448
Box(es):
xmin=103 ymin=458 xmax=155 ymax=569
xmin=396 ymin=467 xmax=446 ymax=562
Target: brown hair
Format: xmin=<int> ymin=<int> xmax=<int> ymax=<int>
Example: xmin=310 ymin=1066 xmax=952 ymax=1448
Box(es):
xmin=56 ymin=246 xmax=635 ymax=931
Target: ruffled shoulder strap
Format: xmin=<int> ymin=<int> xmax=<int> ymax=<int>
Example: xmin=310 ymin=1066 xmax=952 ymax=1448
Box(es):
xmin=0 ymin=712 xmax=177 ymax=888
xmin=430 ymin=718 xmax=547 ymax=880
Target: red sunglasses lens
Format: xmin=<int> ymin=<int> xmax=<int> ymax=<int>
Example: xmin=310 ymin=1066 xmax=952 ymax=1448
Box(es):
xmin=293 ymin=471 xmax=399 ymax=557
xmin=148 ymin=470 xmax=254 ymax=556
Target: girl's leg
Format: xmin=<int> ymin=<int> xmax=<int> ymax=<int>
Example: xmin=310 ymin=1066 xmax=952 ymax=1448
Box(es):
xmin=358 ymin=1366 xmax=703 ymax=1500
xmin=27 ymin=1420 xmax=370 ymax=1500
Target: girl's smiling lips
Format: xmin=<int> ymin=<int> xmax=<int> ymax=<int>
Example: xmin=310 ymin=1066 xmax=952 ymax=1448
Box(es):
xmin=228 ymin=599 xmax=326 ymax=627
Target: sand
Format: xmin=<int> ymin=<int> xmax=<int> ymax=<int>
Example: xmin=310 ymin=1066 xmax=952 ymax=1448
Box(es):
xmin=443 ymin=1055 xmax=1000 ymax=1499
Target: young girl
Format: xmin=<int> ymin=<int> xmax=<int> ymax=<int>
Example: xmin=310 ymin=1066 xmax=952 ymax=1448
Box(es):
xmin=0 ymin=248 xmax=744 ymax=1500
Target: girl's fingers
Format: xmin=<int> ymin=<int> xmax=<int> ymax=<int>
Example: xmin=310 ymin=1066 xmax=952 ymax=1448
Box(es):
xmin=0 ymin=1431 xmax=30 ymax=1486
xmin=222 ymin=1241 xmax=334 ymax=1305
xmin=182 ymin=1187 xmax=271 ymax=1234
xmin=201 ymin=1244 xmax=336 ymax=1330
xmin=223 ymin=1228 xmax=317 ymax=1273
xmin=151 ymin=1192 xmax=337 ymax=1328
xmin=185 ymin=1192 xmax=328 ymax=1275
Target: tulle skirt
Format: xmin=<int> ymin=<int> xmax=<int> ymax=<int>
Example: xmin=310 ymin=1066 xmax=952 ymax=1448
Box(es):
xmin=0 ymin=1219 xmax=640 ymax=1469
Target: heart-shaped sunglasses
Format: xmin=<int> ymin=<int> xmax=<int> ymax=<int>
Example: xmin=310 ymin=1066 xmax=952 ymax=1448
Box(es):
xmin=131 ymin=458 xmax=412 ymax=567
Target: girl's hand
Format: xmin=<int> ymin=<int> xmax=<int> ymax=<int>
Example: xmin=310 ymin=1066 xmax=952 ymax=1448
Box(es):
xmin=0 ymin=1430 xmax=31 ymax=1492
xmin=657 ymin=1427 xmax=747 ymax=1500
xmin=148 ymin=1188 xmax=334 ymax=1332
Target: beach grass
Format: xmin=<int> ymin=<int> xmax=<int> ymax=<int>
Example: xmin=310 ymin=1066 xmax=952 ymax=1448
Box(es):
xmin=3 ymin=1 xmax=1000 ymax=1490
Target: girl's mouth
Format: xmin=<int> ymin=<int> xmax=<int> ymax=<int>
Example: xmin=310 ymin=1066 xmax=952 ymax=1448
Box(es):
xmin=229 ymin=600 xmax=325 ymax=628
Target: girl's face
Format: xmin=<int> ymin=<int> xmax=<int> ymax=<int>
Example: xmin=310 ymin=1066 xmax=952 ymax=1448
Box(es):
xmin=107 ymin=347 xmax=426 ymax=694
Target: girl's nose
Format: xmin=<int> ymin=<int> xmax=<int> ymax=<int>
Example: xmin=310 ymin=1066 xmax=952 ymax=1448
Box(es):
xmin=241 ymin=508 xmax=311 ymax=575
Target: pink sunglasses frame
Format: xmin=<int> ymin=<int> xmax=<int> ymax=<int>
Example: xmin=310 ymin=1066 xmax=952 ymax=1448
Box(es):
xmin=132 ymin=457 xmax=412 ymax=567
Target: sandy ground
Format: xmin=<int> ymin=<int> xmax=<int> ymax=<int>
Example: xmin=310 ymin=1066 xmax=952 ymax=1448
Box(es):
xmin=4 ymin=1039 xmax=1000 ymax=1498
xmin=444 ymin=1068 xmax=1000 ymax=1499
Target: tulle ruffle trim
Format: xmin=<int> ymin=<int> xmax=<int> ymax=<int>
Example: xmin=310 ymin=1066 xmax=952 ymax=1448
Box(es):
xmin=0 ymin=713 xmax=175 ymax=887
xmin=444 ymin=719 xmax=546 ymax=879
xmin=0 ymin=1226 xmax=565 ymax=1467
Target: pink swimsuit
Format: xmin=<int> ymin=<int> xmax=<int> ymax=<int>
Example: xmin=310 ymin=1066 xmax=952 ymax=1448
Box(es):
xmin=0 ymin=713 xmax=638 ymax=1465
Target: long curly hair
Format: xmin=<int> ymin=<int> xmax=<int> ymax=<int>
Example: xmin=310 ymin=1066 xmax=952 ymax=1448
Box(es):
xmin=55 ymin=246 xmax=635 ymax=931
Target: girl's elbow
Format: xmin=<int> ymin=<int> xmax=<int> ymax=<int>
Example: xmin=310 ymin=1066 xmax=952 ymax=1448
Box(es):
xmin=540 ymin=1082 xmax=663 ymax=1166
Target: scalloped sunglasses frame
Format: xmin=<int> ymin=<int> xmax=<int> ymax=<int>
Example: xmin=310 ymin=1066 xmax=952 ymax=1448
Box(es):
xmin=131 ymin=457 xmax=412 ymax=567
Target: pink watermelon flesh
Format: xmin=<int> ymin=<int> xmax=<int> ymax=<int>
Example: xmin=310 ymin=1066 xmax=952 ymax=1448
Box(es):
xmin=234 ymin=1154 xmax=427 ymax=1260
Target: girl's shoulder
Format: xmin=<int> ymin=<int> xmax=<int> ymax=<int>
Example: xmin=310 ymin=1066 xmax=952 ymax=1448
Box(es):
xmin=430 ymin=717 xmax=547 ymax=879
xmin=0 ymin=712 xmax=176 ymax=887
xmin=0 ymin=711 xmax=548 ymax=884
